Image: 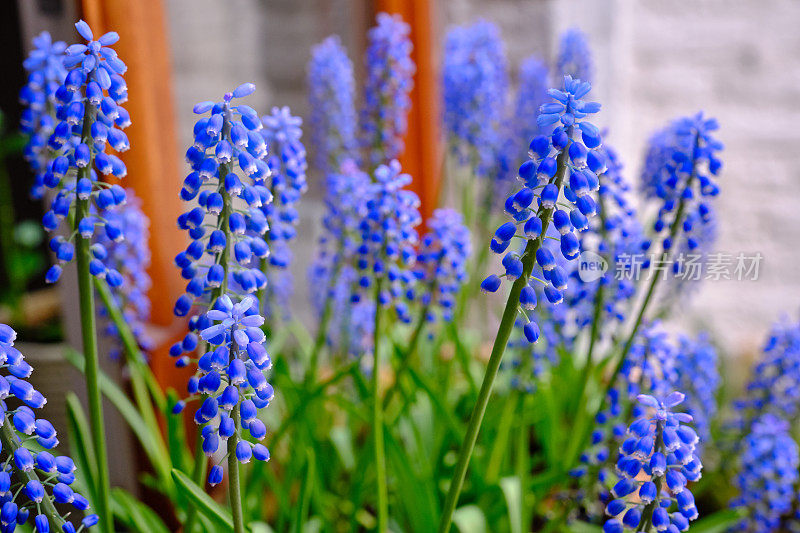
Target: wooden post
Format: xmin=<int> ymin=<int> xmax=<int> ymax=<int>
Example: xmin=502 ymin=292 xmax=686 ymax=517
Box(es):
xmin=79 ymin=0 xmax=188 ymax=390
xmin=375 ymin=0 xmax=442 ymax=224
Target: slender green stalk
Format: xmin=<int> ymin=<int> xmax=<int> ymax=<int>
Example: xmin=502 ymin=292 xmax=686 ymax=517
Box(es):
xmin=571 ymin=191 xmax=610 ymax=416
xmin=372 ymin=277 xmax=388 ymax=532
xmin=94 ymin=279 xmax=172 ymax=483
xmin=305 ymin=255 xmax=343 ymax=385
xmin=73 ymin=103 xmax=113 ymax=533
xmin=636 ymin=419 xmax=665 ymax=532
xmin=598 ymin=189 xmax=689 ymax=408
xmin=438 ymin=150 xmax=570 ymax=533
xmin=382 ymin=282 xmax=434 ymax=410
xmin=227 ymin=391 xmax=246 ymax=533
xmin=515 ymin=393 xmax=530 ymax=533
xmin=0 ymin=415 xmax=68 ymax=530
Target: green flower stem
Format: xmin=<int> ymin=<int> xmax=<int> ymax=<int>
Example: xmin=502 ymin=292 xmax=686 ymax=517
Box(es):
xmin=636 ymin=419 xmax=665 ymax=532
xmin=598 ymin=180 xmax=690 ymax=412
xmin=372 ymin=276 xmax=388 ymax=533
xmin=437 ymin=150 xmax=570 ymax=533
xmin=227 ymin=371 xmax=246 ymax=533
xmin=74 ymin=103 xmax=113 ymax=533
xmin=516 ymin=393 xmax=531 ymax=533
xmin=382 ymin=276 xmax=436 ymax=411
xmin=0 ymin=415 xmax=67 ymax=530
xmin=305 ymin=254 xmax=344 ymax=386
xmin=571 ymin=191 xmax=610 ymax=420
xmin=93 ymin=279 xmax=171 ymax=480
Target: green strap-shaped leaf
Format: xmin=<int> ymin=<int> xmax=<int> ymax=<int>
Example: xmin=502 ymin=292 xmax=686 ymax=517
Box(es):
xmin=64 ymin=393 xmax=98 ymax=505
xmin=111 ymin=488 xmax=171 ymax=533
xmin=64 ymin=348 xmax=173 ymax=495
xmin=171 ymin=469 xmax=234 ymax=530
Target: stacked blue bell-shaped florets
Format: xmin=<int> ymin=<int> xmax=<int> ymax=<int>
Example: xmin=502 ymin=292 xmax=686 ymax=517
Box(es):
xmin=172 ymin=83 xmax=272 ymax=324
xmin=413 ymin=208 xmax=471 ymax=323
xmin=39 ymin=20 xmax=131 ymax=286
xmin=603 ymin=393 xmax=702 ymax=533
xmin=0 ymin=324 xmax=98 ymax=532
xmin=19 ymin=31 xmax=67 ymax=200
xmin=259 ymin=106 xmax=307 ymax=317
xmin=355 ymin=160 xmax=421 ymax=326
xmin=481 ymin=76 xmax=604 ymax=345
xmin=640 ymin=113 xmax=722 ymax=255
xmin=193 ymin=295 xmax=274 ymax=485
xmin=170 ymin=84 xmax=275 ymax=484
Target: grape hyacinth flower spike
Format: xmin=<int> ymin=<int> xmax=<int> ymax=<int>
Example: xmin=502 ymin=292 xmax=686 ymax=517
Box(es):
xmin=599 ymin=114 xmax=724 ymax=422
xmin=0 ymin=324 xmax=98 ymax=532
xmin=36 ymin=20 xmax=131 ymax=532
xmin=41 ymin=19 xmax=130 ymax=286
xmin=557 ymin=27 xmax=594 ymax=84
xmin=307 ymin=36 xmax=357 ymax=175
xmin=19 ymin=31 xmax=67 ymax=199
xmin=355 ymin=159 xmax=421 ymax=532
xmin=734 ymin=314 xmax=800 ymax=428
xmin=440 ymin=75 xmax=604 ymax=533
xmin=482 ymin=75 xmax=603 ymax=347
xmin=258 ymin=106 xmax=307 ymax=318
xmin=169 ymin=84 xmax=273 ymax=533
xmin=729 ymin=414 xmax=799 ymax=532
xmin=96 ymin=191 xmax=153 ymax=359
xmin=307 ymin=160 xmax=373 ymax=366
xmin=442 ymin=20 xmax=509 ymax=178
xmin=603 ymin=392 xmax=702 ymax=533
xmin=360 ymin=12 xmax=415 ymax=168
xmin=640 ymin=113 xmax=723 ymax=257
xmin=414 ymin=208 xmax=471 ymax=325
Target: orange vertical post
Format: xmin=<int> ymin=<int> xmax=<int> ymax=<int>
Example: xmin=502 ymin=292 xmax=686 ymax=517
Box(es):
xmin=375 ymin=0 xmax=442 ymax=223
xmin=80 ymin=0 xmax=188 ymax=389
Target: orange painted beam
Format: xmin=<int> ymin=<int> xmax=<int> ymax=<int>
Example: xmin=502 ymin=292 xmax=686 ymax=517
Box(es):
xmin=375 ymin=0 xmax=442 ymax=224
xmin=79 ymin=0 xmax=187 ymax=390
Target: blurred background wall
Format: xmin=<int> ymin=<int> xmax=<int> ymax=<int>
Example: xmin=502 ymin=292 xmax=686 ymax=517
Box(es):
xmin=165 ymin=0 xmax=800 ymax=357
xmin=11 ymin=0 xmax=800 ymax=374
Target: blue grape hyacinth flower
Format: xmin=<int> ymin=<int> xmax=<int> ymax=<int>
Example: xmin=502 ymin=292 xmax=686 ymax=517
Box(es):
xmin=640 ymin=113 xmax=723 ymax=255
xmin=730 ymin=414 xmax=799 ymax=532
xmin=735 ymin=315 xmax=800 ymax=426
xmin=361 ymin=12 xmax=415 ymax=168
xmin=514 ymin=55 xmax=550 ymax=153
xmin=307 ymin=36 xmax=357 ymax=175
xmin=259 ymin=106 xmax=307 ymax=318
xmin=188 ymin=295 xmax=273 ymax=484
xmin=39 ymin=20 xmax=131 ymax=285
xmin=413 ymin=208 xmax=471 ymax=323
xmin=673 ymin=334 xmax=719 ymax=446
xmin=96 ymin=191 xmax=153 ymax=360
xmin=308 ymin=159 xmax=375 ymax=356
xmin=603 ymin=392 xmax=702 ymax=533
xmin=482 ymin=75 xmax=603 ymax=343
xmin=557 ymin=27 xmax=594 ymax=84
xmin=355 ymin=159 xmax=421 ymax=325
xmin=0 ymin=324 xmax=98 ymax=532
xmin=442 ymin=20 xmax=509 ymax=178
xmin=170 ymin=83 xmax=273 ymax=362
xmin=19 ymin=31 xmax=67 ymax=200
